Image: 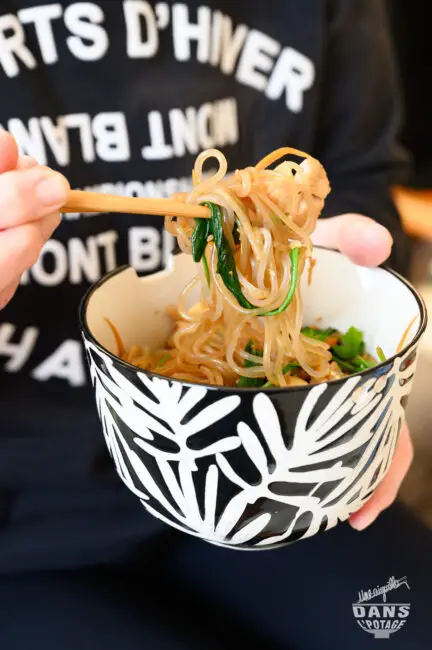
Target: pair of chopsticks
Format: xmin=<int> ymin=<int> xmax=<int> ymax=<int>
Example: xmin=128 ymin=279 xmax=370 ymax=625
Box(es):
xmin=63 ymin=190 xmax=211 ymax=219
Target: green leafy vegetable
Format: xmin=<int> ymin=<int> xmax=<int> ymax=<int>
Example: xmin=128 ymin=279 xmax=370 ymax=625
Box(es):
xmin=155 ymin=353 xmax=171 ymax=368
xmin=191 ymin=217 xmax=211 ymax=286
xmin=282 ymin=361 xmax=300 ymax=374
xmin=191 ymin=218 xmax=211 ymax=263
xmin=237 ymin=327 xmax=378 ymax=386
xmin=332 ymin=326 xmax=364 ymax=360
xmin=263 ymin=247 xmax=300 ymax=317
xmin=237 ymin=342 xmax=301 ymax=388
xmin=237 ymin=341 xmax=266 ymax=387
xmin=237 ymin=375 xmax=266 ymax=387
xmin=331 ymin=356 xmax=357 ymax=373
xmin=376 ymin=346 xmax=386 ymax=363
xmin=202 ymin=254 xmax=210 ymax=288
xmin=328 ymin=326 xmax=377 ymax=373
xmin=205 ymin=202 xmax=255 ymax=309
xmin=302 ymin=326 xmax=337 ymax=342
xmin=232 ymin=221 xmax=240 ymax=245
xmin=193 ymin=204 xmax=300 ymax=316
xmin=244 ymin=340 xmax=263 ymax=363
xmin=331 ymin=353 xmax=375 ymax=373
xmin=351 ymin=356 xmax=376 ymax=371
xmin=262 ymin=361 xmax=301 ymax=388
xmin=303 ymin=325 xmax=378 ymax=376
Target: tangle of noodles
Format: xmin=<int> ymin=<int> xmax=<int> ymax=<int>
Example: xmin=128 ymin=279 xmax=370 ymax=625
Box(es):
xmin=110 ymin=147 xmax=384 ymax=388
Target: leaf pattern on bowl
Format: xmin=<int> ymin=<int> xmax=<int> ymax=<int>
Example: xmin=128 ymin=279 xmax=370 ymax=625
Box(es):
xmin=83 ymin=338 xmax=417 ymax=549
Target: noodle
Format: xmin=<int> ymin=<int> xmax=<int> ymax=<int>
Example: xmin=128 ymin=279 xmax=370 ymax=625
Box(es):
xmin=396 ymin=315 xmax=418 ymax=353
xmin=110 ymin=148 xmax=387 ymax=387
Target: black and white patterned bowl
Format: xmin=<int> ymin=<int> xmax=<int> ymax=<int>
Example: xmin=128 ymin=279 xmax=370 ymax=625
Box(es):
xmin=79 ymin=249 xmax=427 ymax=550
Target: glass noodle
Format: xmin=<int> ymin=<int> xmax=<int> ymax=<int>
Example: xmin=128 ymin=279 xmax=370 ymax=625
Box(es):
xmin=108 ymin=147 xmax=352 ymax=387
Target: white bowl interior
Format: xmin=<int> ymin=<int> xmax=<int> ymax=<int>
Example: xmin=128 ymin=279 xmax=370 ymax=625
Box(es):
xmin=85 ymin=249 xmax=423 ymax=362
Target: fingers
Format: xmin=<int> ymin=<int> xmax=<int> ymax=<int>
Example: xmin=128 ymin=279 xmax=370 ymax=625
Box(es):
xmin=0 ymin=166 xmax=69 ymax=229
xmin=40 ymin=211 xmax=62 ymax=240
xmin=312 ymin=214 xmax=393 ymax=267
xmin=349 ymin=422 xmax=413 ymax=531
xmin=0 ymin=279 xmax=20 ymax=310
xmin=17 ymin=155 xmax=38 ymax=170
xmin=0 ymin=130 xmax=19 ymax=173
xmin=0 ymin=132 xmax=37 ymax=172
xmin=0 ymin=132 xmax=66 ymax=311
xmin=0 ymin=212 xmax=62 ymax=291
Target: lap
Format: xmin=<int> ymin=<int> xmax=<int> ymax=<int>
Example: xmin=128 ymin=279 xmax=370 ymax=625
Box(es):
xmin=166 ymin=502 xmax=432 ymax=650
xmin=1 ymin=504 xmax=430 ymax=650
xmin=0 ymin=564 xmax=225 ymax=650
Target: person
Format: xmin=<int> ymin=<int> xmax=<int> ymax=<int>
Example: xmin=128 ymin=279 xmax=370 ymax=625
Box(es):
xmin=0 ymin=1 xmax=430 ymax=648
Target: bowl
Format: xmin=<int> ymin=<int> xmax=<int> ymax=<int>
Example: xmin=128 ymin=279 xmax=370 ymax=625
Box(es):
xmin=79 ymin=248 xmax=427 ymax=550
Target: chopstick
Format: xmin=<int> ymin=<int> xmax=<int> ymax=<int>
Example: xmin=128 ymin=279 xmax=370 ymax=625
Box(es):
xmin=62 ymin=190 xmax=211 ymax=219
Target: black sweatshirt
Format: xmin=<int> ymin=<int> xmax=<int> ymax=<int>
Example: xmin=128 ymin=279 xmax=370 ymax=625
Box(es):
xmin=0 ymin=0 xmax=409 ymax=572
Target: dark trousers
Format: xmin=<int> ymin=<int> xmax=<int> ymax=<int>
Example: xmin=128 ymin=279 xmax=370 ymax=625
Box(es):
xmin=0 ymin=503 xmax=431 ymax=650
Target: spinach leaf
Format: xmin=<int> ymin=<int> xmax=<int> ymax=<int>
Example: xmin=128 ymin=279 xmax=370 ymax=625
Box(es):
xmin=191 ymin=218 xmax=211 ymax=263
xmin=204 ymin=202 xmax=255 ymax=309
xmin=237 ymin=341 xmax=267 ymax=387
xmin=376 ymin=346 xmax=386 ymax=362
xmin=350 ymin=356 xmax=376 ymax=371
xmin=302 ymin=326 xmax=338 ymax=342
xmin=201 ymin=254 xmax=210 ymax=288
xmin=332 ymin=326 xmax=364 ymax=360
xmin=232 ymin=221 xmax=240 ymax=245
xmin=263 ymin=247 xmax=300 ymax=317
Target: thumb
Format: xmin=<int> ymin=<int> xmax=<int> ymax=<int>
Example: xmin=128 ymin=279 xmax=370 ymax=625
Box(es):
xmin=312 ymin=214 xmax=393 ymax=267
xmin=0 ymin=131 xmax=19 ymax=173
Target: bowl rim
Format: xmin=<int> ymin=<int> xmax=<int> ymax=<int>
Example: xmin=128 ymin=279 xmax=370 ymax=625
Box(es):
xmin=79 ymin=247 xmax=428 ymax=394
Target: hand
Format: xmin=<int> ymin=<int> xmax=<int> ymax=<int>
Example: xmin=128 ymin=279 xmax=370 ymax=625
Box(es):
xmin=0 ymin=131 xmax=69 ymax=310
xmin=349 ymin=422 xmax=413 ymax=530
xmin=312 ymin=213 xmax=413 ymax=530
xmin=312 ymin=212 xmax=393 ymax=267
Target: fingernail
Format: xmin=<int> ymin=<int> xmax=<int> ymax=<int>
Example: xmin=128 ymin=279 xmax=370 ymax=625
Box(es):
xmin=36 ymin=171 xmax=69 ymax=207
xmin=0 ymin=130 xmax=12 ymax=146
xmin=349 ymin=514 xmax=375 ymax=531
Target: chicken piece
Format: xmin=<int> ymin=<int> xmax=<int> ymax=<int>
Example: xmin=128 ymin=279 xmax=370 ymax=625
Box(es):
xmin=264 ymin=157 xmax=331 ymax=228
xmin=188 ymin=300 xmax=208 ymax=317
xmin=296 ymin=158 xmax=331 ymax=202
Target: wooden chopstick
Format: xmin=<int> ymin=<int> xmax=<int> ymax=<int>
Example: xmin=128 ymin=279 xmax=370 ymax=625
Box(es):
xmin=62 ymin=190 xmax=211 ymax=219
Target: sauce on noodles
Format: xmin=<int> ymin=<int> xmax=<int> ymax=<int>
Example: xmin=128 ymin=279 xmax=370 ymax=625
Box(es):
xmin=107 ymin=147 xmax=400 ymax=388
